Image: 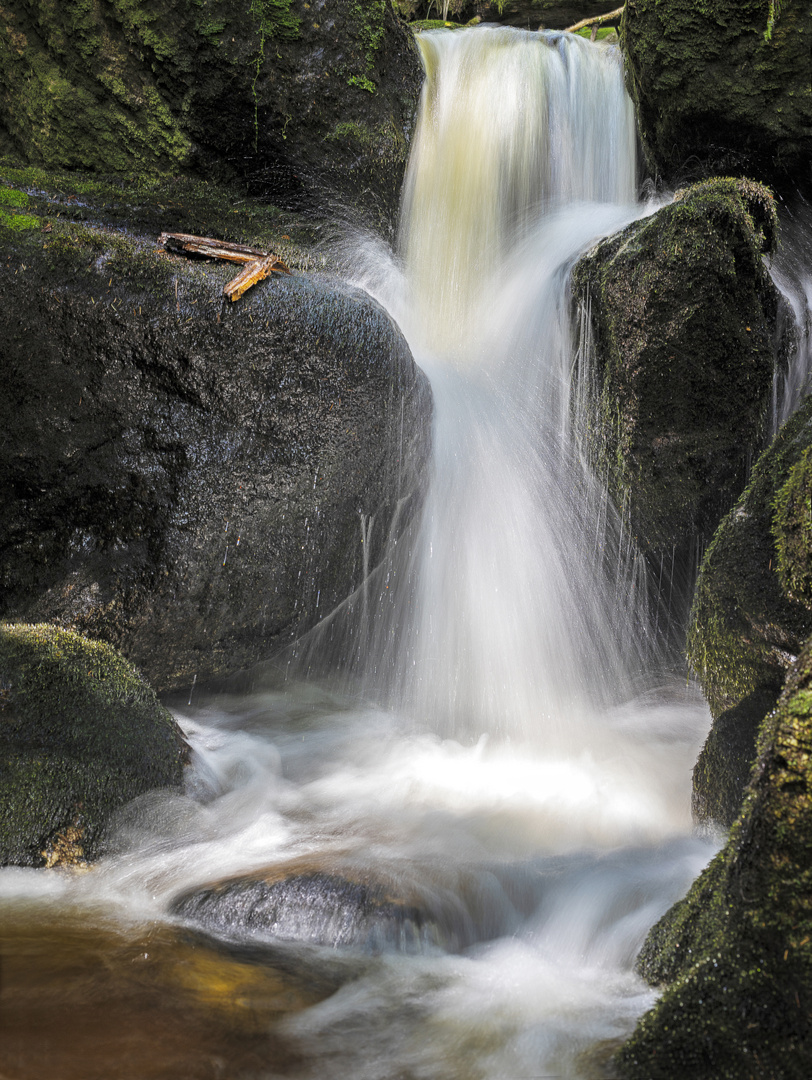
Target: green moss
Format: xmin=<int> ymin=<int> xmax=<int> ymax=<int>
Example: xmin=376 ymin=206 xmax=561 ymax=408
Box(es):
xmin=0 ymin=623 xmax=187 ymax=867
xmin=0 ymin=208 xmax=39 ymax=231
xmin=765 ymin=0 xmax=783 ymax=42
xmin=615 ymin=636 xmax=812 ymax=1078
xmin=773 ymin=445 xmax=812 ymax=606
xmin=346 ymin=0 xmax=388 ymax=93
xmin=621 ymin=0 xmax=812 ymax=190
xmin=688 ymin=395 xmax=812 ymax=720
xmin=0 ymin=160 xmax=321 ymax=271
xmin=409 ymin=19 xmax=464 ymax=30
xmin=248 ymin=0 xmax=300 ymax=41
xmin=0 ymin=187 xmax=29 ymax=207
xmin=574 ymin=27 xmax=618 ymax=41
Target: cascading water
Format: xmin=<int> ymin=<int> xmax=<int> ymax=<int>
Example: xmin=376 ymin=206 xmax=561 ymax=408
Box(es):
xmin=360 ymin=28 xmax=650 ymax=743
xmin=0 ymin=29 xmax=718 ymax=1080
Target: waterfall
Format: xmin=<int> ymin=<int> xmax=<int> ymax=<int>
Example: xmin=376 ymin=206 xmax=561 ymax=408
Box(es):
xmin=0 ymin=30 xmax=718 ymax=1080
xmin=307 ymin=28 xmax=657 ymax=745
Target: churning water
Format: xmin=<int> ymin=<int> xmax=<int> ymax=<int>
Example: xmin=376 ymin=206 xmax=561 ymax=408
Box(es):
xmin=0 ymin=28 xmax=717 ymax=1080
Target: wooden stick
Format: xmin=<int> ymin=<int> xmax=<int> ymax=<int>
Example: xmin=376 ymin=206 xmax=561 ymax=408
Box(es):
xmin=565 ymin=5 xmax=624 ymax=33
xmin=158 ymin=231 xmax=291 ymax=300
xmin=159 ymin=232 xmax=267 ymax=262
xmin=223 ymin=254 xmax=291 ymax=302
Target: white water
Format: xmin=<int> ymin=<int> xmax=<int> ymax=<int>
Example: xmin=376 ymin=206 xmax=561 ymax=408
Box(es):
xmin=0 ymin=28 xmax=717 ymax=1080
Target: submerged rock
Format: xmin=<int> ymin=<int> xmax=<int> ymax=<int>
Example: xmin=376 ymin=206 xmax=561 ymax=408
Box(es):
xmin=0 ymin=172 xmax=432 ymax=693
xmin=0 ymin=623 xmax=188 ymax=867
xmin=615 ymin=637 xmax=812 ymax=1080
xmin=621 ymin=0 xmax=812 ymax=194
xmin=169 ymin=855 xmax=539 ymax=954
xmin=688 ymin=395 xmax=812 ymax=826
xmin=0 ymin=0 xmax=422 ymax=228
xmin=171 ymin=870 xmax=442 ymax=953
xmin=571 ymin=178 xmax=779 ymax=593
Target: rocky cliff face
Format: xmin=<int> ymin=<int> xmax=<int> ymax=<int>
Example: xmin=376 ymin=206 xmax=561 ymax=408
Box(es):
xmin=621 ymin=0 xmax=812 ymax=195
xmin=0 ymin=0 xmax=423 ymax=228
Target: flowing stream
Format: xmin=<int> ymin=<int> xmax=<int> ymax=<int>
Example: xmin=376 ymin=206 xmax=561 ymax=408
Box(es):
xmin=0 ymin=29 xmax=718 ymax=1080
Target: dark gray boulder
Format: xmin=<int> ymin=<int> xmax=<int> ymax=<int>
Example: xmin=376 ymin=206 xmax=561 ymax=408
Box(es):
xmin=571 ymin=178 xmax=780 ymax=590
xmin=0 ymin=178 xmax=431 ymax=693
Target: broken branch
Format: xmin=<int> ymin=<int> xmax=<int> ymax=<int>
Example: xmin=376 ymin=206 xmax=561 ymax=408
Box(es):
xmin=159 ymin=232 xmax=268 ymax=264
xmin=565 ymin=5 xmax=624 ymax=33
xmin=158 ymin=231 xmax=291 ymax=300
xmin=223 ymin=254 xmax=291 ymax=303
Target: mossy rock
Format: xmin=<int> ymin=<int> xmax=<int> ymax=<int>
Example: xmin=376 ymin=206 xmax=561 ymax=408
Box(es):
xmin=621 ymin=0 xmax=812 ymax=195
xmin=615 ymin=636 xmax=812 ymax=1079
xmin=0 ymin=0 xmax=423 ymax=229
xmin=774 ymin=443 xmax=812 ymax=607
xmin=0 ymin=623 xmax=188 ymax=868
xmin=571 ymin=178 xmax=779 ymax=585
xmin=688 ymin=394 xmax=812 ymax=825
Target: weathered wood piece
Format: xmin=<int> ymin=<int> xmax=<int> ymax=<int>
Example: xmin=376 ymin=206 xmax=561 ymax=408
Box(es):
xmin=223 ymin=254 xmax=291 ymax=302
xmin=565 ymin=5 xmax=624 ymax=33
xmin=159 ymin=231 xmax=268 ymax=264
xmin=158 ymin=232 xmax=291 ymax=300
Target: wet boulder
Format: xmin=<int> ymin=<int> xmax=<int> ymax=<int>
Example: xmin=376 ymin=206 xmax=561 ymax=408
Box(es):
xmin=0 ymin=172 xmax=432 ymax=693
xmin=621 ymin=0 xmax=812 ymax=194
xmin=171 ymin=869 xmax=443 ymax=953
xmin=688 ymin=395 xmax=812 ymax=826
xmin=0 ymin=0 xmax=423 ymax=228
xmin=571 ymin=178 xmax=779 ymax=590
xmin=169 ymin=855 xmax=538 ymax=953
xmin=615 ymin=636 xmax=812 ymax=1080
xmin=0 ymin=623 xmax=188 ymax=868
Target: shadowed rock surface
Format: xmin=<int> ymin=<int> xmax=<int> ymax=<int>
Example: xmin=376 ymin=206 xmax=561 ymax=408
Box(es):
xmin=0 ymin=172 xmax=432 ymax=693
xmin=0 ymin=0 xmax=423 ymax=229
xmin=615 ymin=636 xmax=812 ymax=1080
xmin=688 ymin=395 xmax=812 ymax=826
xmin=621 ymin=0 xmax=812 ymax=195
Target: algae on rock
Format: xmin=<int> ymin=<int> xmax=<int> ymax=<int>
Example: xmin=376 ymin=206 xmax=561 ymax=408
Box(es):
xmin=688 ymin=395 xmax=812 ymax=826
xmin=615 ymin=636 xmax=812 ymax=1080
xmin=0 ymin=623 xmax=188 ymax=868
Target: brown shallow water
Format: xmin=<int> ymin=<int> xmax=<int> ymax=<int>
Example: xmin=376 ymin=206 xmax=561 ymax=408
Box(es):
xmin=0 ymin=908 xmax=320 ymax=1080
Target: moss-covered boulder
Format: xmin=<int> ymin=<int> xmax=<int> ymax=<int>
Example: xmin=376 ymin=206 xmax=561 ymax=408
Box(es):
xmin=0 ymin=0 xmax=422 ymax=228
xmin=688 ymin=395 xmax=812 ymax=826
xmin=0 ymin=623 xmax=188 ymax=868
xmin=0 ymin=167 xmax=431 ymax=693
xmin=571 ymin=178 xmax=779 ymax=585
xmin=615 ymin=636 xmax=812 ymax=1080
xmin=621 ymin=0 xmax=812 ymax=194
